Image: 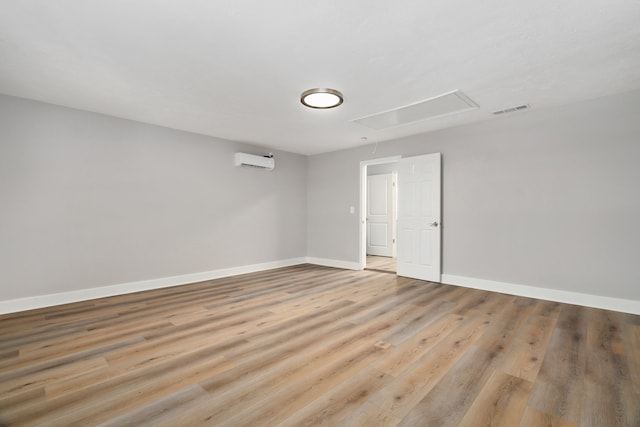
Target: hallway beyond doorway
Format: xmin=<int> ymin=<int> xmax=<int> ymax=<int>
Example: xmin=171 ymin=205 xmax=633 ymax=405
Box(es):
xmin=366 ymin=255 xmax=396 ymax=274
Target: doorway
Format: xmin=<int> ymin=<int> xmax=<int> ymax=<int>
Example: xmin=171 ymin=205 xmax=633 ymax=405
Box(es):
xmin=366 ymin=168 xmax=397 ymax=273
xmin=359 ymin=154 xmax=442 ymax=282
xmin=360 ymin=156 xmax=401 ymax=273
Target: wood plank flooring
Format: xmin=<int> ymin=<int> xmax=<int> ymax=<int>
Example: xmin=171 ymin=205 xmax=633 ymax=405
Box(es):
xmin=0 ymin=264 xmax=638 ymax=426
xmin=366 ymin=256 xmax=397 ymax=273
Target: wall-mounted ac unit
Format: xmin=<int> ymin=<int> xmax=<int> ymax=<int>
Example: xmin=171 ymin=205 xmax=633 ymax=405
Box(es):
xmin=234 ymin=152 xmax=275 ymax=171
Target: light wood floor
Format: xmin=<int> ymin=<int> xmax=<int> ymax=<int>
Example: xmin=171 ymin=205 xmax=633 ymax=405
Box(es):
xmin=366 ymin=255 xmax=397 ymax=273
xmin=0 ymin=265 xmax=638 ymax=426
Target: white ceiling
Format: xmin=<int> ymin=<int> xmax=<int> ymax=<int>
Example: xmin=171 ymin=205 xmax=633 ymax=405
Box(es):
xmin=1 ymin=1 xmax=639 ymax=155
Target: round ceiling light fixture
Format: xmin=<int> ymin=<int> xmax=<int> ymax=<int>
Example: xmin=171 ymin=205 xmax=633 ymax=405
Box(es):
xmin=300 ymin=88 xmax=344 ymax=109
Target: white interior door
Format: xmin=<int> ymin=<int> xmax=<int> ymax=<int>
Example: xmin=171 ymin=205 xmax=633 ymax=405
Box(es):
xmin=367 ymin=173 xmax=393 ymax=257
xmin=397 ymin=153 xmax=441 ymax=282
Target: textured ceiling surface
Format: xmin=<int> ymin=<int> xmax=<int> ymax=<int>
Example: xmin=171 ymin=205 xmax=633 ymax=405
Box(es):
xmin=1 ymin=0 xmax=639 ymax=155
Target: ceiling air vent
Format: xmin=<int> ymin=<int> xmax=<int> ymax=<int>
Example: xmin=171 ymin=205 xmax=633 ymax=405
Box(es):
xmin=492 ymin=104 xmax=530 ymax=115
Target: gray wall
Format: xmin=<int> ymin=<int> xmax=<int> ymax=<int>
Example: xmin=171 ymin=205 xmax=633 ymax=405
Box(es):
xmin=0 ymin=95 xmax=307 ymax=300
xmin=367 ymin=162 xmax=397 ymax=176
xmin=3 ymin=90 xmax=639 ymax=303
xmin=307 ymin=90 xmax=640 ymax=300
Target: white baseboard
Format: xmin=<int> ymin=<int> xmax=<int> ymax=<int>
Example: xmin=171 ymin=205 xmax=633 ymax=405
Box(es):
xmin=5 ymin=261 xmax=636 ymax=316
xmin=441 ymin=274 xmax=640 ymax=315
xmin=0 ymin=258 xmax=307 ymax=315
xmin=306 ymin=257 xmax=362 ymax=271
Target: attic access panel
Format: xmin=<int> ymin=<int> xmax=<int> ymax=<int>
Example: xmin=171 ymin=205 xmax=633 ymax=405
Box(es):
xmin=353 ymin=90 xmax=478 ymax=130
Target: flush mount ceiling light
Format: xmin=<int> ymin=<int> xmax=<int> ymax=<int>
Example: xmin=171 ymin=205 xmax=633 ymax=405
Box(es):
xmin=300 ymin=88 xmax=344 ymax=109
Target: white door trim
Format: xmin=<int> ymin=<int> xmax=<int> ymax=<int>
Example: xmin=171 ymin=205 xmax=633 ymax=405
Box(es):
xmin=359 ymin=156 xmax=402 ymax=270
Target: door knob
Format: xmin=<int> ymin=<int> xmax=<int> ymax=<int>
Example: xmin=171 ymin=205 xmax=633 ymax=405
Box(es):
xmin=430 ymin=221 xmax=439 ymax=227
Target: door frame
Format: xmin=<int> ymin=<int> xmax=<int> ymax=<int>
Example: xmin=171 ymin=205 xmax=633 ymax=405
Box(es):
xmin=359 ymin=156 xmax=402 ymax=270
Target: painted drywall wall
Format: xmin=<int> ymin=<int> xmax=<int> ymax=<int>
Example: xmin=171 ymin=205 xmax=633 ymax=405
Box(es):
xmin=367 ymin=162 xmax=397 ymax=175
xmin=0 ymin=95 xmax=307 ymax=300
xmin=307 ymin=90 xmax=640 ymax=300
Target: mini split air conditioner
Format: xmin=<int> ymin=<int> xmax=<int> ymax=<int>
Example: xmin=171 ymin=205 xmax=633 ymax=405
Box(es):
xmin=234 ymin=152 xmax=275 ymax=171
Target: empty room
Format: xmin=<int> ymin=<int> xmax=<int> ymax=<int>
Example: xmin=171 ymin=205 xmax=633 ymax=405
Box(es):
xmin=1 ymin=1 xmax=639 ymax=426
